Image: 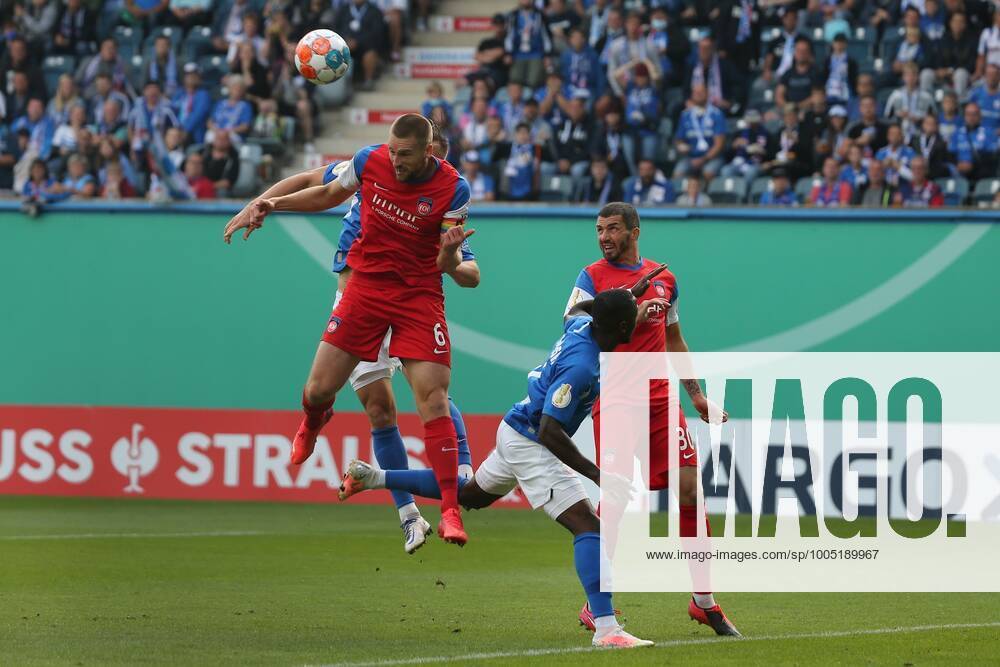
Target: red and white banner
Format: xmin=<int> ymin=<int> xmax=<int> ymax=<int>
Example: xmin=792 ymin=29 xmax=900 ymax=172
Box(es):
xmin=393 ymin=63 xmax=476 ymax=79
xmin=0 ymin=406 xmax=529 ymax=507
xmin=430 ymin=16 xmax=494 ymax=32
xmin=347 ymin=108 xmax=414 ymax=125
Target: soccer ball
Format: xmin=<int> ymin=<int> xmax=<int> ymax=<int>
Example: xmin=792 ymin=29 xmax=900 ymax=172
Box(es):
xmin=295 ymin=29 xmax=352 ymax=85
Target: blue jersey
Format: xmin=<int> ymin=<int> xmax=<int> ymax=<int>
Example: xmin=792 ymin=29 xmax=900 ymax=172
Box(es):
xmin=968 ymin=85 xmax=1000 ymax=131
xmin=504 ymin=315 xmax=601 ymax=442
xmin=676 ymin=105 xmax=726 ymax=157
xmin=323 ymin=160 xmax=474 ymax=274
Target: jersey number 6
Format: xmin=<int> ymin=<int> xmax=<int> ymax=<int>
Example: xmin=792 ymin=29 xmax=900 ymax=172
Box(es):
xmin=433 ymin=322 xmax=447 ymax=348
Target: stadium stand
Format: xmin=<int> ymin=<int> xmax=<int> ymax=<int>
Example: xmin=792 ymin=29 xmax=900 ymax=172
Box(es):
xmin=6 ymin=0 xmax=1000 ymax=209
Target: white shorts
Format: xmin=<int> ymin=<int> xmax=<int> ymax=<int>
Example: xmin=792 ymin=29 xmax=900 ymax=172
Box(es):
xmin=333 ymin=290 xmax=403 ymax=391
xmin=476 ymin=420 xmax=591 ymax=520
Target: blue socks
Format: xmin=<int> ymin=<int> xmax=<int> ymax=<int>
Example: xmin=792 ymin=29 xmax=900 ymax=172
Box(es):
xmin=372 ymin=400 xmax=472 ymax=505
xmin=574 ymin=532 xmax=614 ymax=618
xmin=448 ymin=397 xmax=472 ymax=469
xmin=371 ymin=426 xmax=414 ymax=509
xmin=383 ymin=471 xmax=470 ymax=500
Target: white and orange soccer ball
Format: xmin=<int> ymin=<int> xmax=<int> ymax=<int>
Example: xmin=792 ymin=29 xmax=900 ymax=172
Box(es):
xmin=294 ymin=29 xmax=352 ymax=84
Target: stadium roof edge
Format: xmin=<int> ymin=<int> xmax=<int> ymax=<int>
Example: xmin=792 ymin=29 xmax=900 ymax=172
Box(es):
xmin=0 ymin=200 xmax=997 ymax=223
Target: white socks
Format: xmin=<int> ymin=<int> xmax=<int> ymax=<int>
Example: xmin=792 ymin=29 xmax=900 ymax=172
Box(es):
xmin=458 ymin=464 xmax=474 ymax=481
xmin=398 ymin=501 xmax=419 ymax=523
xmin=693 ymin=593 xmax=717 ymax=609
xmin=593 ymin=614 xmax=621 ymax=639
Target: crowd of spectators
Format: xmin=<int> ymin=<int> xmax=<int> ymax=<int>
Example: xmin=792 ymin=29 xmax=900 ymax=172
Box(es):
xmin=433 ymin=0 xmax=1000 ymax=208
xmin=0 ymin=0 xmax=397 ymax=206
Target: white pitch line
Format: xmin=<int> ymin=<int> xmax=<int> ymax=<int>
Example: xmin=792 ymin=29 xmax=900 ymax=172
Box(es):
xmin=0 ymin=530 xmax=269 ymax=541
xmin=314 ymin=621 xmax=1000 ymax=667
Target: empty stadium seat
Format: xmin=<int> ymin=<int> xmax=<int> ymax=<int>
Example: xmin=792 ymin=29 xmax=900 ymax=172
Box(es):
xmin=540 ymin=175 xmax=574 ymax=202
xmin=198 ymin=55 xmax=228 ymax=89
xmin=113 ymin=25 xmax=143 ymax=58
xmin=795 ymin=177 xmax=822 ymax=203
xmin=749 ymin=176 xmax=773 ymax=203
xmin=239 ymin=142 xmax=263 ymax=165
xmin=231 ymin=159 xmax=259 ymax=198
xmin=183 ymin=26 xmax=215 ymax=61
xmin=847 ymin=39 xmax=871 ymax=63
xmin=972 ymin=178 xmax=1000 ymax=205
xmin=936 ymin=177 xmax=969 ymax=206
xmin=707 ymin=177 xmax=747 ymax=204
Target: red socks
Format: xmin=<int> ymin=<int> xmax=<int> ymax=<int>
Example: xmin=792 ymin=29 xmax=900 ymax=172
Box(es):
xmin=302 ymin=391 xmax=333 ymax=429
xmin=424 ymin=415 xmax=459 ymax=510
xmin=679 ymin=504 xmax=712 ymax=538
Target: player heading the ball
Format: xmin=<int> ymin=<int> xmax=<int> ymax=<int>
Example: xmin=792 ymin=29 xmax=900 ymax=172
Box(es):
xmin=223 ymin=114 xmax=474 ymax=546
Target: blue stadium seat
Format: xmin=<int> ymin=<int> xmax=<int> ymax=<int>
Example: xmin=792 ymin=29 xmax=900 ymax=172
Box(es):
xmin=749 ymin=176 xmax=772 ymax=203
xmin=198 ymin=55 xmax=228 ymax=89
xmin=232 ymin=157 xmax=260 ymax=198
xmin=794 ymin=177 xmax=822 ymax=203
xmin=971 ymin=178 xmax=999 ymax=205
xmin=572 ymin=176 xmax=591 ymax=202
xmin=936 ymin=177 xmax=969 ymax=206
xmin=847 ymin=40 xmax=871 ymax=63
xmin=876 ymin=87 xmax=894 ymax=113
xmin=852 ymin=26 xmax=873 ymax=43
xmin=113 ymin=25 xmax=143 ymax=57
xmin=539 ymin=174 xmax=574 ymax=202
xmin=707 ymin=176 xmax=747 ymax=204
xmin=880 ymin=28 xmax=905 ymax=60
xmin=183 ymin=26 xmax=215 ymax=61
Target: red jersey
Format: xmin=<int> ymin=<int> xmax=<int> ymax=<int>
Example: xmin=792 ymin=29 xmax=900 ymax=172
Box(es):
xmin=566 ymin=257 xmax=679 ymax=401
xmin=335 ymin=144 xmax=471 ymax=288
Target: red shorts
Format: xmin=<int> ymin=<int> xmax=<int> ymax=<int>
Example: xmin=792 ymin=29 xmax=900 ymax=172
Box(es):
xmin=593 ymin=397 xmax=695 ymax=491
xmin=322 ymin=272 xmax=451 ymax=367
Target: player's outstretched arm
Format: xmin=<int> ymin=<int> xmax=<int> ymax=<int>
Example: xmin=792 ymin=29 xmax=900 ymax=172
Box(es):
xmin=223 ymin=165 xmax=327 ymax=244
xmin=268 ymin=178 xmax=356 ymax=214
xmin=537 ymin=415 xmax=601 ymax=485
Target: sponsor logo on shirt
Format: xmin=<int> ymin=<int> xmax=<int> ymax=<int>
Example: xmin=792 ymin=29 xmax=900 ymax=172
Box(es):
xmin=371 ymin=192 xmax=421 ymax=231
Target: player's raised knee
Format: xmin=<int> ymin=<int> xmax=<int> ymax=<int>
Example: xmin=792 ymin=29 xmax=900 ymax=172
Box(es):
xmin=303 ymin=378 xmax=336 ymax=406
xmin=362 ymin=393 xmax=397 ymax=429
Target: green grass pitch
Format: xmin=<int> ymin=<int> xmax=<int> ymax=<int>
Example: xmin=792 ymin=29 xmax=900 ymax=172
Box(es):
xmin=3 ymin=496 xmax=998 ymax=665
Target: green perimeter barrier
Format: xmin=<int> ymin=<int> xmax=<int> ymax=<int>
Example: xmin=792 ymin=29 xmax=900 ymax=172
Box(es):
xmin=2 ymin=208 xmax=998 ymax=414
